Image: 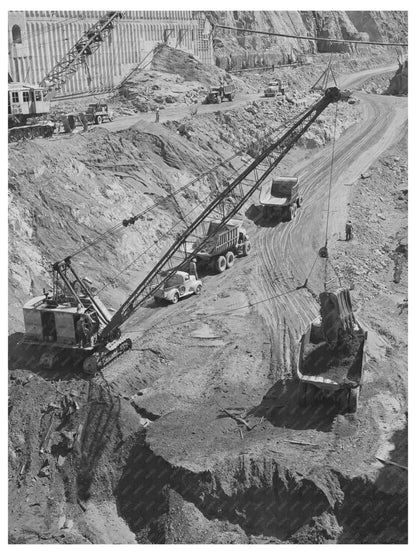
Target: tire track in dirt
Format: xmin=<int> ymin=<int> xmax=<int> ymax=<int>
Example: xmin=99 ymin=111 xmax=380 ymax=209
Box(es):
xmin=249 ymin=92 xmax=407 ymax=382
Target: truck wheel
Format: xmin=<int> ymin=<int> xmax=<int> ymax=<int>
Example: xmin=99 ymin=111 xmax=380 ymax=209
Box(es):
xmin=242 ymin=241 xmax=251 ymax=256
xmin=229 ymin=95 xmax=233 ymax=101
xmin=297 ymin=196 xmax=303 ymax=207
xmin=215 ymin=255 xmax=227 ymax=273
xmin=171 ymin=292 xmax=179 ymax=304
xmin=225 ymin=251 xmax=235 ymax=268
xmin=195 ymin=284 xmax=202 ymax=295
xmin=347 ymin=387 xmax=360 ymax=413
xmin=95 ymin=115 xmax=103 ymax=125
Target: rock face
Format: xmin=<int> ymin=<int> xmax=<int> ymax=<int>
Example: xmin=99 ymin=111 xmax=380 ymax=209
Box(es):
xmin=209 ymin=11 xmax=408 ymax=68
xmin=386 ymin=59 xmax=408 ymax=96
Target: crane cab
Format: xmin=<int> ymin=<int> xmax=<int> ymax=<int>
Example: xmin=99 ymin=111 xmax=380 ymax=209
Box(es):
xmin=8 ymin=82 xmax=50 ymax=124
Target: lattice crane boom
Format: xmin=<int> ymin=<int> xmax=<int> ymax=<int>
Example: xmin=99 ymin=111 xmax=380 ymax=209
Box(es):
xmin=39 ymin=11 xmax=124 ymax=96
xmin=102 ymin=87 xmax=344 ymax=339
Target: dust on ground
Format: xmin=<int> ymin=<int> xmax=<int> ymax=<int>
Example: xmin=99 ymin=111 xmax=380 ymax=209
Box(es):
xmin=8 ymin=44 xmax=407 ymax=544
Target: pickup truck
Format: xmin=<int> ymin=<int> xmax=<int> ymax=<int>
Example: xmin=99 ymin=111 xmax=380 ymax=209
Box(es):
xmin=259 ymin=176 xmax=302 ymax=220
xmin=154 ymin=271 xmax=202 ymax=304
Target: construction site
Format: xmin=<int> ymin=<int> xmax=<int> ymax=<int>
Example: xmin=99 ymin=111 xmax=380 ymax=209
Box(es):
xmin=8 ymin=10 xmax=408 ymax=544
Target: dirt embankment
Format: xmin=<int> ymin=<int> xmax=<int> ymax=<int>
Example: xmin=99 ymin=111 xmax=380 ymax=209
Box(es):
xmin=9 ymin=47 xmax=407 ymax=543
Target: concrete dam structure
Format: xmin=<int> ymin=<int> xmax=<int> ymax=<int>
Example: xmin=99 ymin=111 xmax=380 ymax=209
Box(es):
xmin=8 ymin=11 xmax=214 ymax=97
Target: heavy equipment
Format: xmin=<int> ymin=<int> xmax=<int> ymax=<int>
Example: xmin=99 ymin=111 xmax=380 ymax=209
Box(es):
xmin=8 ymin=82 xmax=55 ymax=142
xmin=8 ymin=11 xmax=123 ymax=141
xmin=20 ymin=87 xmax=349 ymax=375
xmin=85 ymin=103 xmax=114 ymax=125
xmin=184 ymin=218 xmax=250 ymax=273
xmin=259 ymin=176 xmax=303 ymax=221
xmin=264 ymin=79 xmax=284 ymax=97
xmin=204 ymin=82 xmax=236 ymax=103
xmin=296 ymin=289 xmax=367 ymax=413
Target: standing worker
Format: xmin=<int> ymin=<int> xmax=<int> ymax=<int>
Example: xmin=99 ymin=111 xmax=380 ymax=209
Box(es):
xmin=189 ymin=258 xmax=198 ymax=280
xmin=155 ymin=106 xmax=160 ymax=123
xmin=345 ymin=220 xmax=353 ymax=241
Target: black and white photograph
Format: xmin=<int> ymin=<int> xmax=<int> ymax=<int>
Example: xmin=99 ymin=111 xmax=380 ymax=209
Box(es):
xmin=7 ymin=4 xmax=409 ymax=545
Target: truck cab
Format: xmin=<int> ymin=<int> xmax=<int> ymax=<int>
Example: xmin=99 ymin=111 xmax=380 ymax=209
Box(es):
xmin=154 ymin=271 xmax=202 ymax=304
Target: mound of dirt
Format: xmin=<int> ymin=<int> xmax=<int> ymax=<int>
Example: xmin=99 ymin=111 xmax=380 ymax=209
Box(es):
xmin=302 ymin=332 xmax=364 ymax=380
xmin=152 ymin=44 xmax=225 ymax=87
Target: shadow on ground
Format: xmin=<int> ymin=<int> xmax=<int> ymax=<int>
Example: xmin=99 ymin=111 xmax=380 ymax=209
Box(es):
xmin=248 ymin=379 xmax=342 ymax=432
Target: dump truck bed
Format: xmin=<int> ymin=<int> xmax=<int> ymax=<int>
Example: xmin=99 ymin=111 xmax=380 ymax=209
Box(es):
xmin=184 ymin=218 xmax=244 ymax=259
xmin=259 ymin=177 xmax=299 ymax=206
xmin=297 ymin=317 xmax=366 ymax=390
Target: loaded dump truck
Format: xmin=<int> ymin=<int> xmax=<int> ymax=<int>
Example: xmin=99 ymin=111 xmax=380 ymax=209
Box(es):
xmin=297 ymin=288 xmax=367 ymax=413
xmin=259 ymin=176 xmax=303 ymax=220
xmin=204 ymin=82 xmax=236 ymax=104
xmin=264 ymin=79 xmax=285 ymax=97
xmin=187 ymin=218 xmax=251 ymax=273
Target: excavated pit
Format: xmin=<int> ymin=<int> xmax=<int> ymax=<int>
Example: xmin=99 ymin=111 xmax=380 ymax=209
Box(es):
xmin=114 ymin=425 xmax=407 ymax=543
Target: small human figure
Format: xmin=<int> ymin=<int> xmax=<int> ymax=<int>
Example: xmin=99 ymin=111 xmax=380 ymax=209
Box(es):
xmin=189 ymin=258 xmax=198 ymax=280
xmin=345 ymin=220 xmax=353 ymax=241
xmin=155 ymin=106 xmax=160 ymax=123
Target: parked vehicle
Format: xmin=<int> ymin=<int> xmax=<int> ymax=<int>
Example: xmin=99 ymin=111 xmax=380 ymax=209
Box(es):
xmin=154 ymin=271 xmax=202 ymax=304
xmin=259 ymin=176 xmax=302 ymax=220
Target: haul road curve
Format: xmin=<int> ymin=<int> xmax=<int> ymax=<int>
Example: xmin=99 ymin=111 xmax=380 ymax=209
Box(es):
xmin=109 ymin=67 xmax=407 ymax=489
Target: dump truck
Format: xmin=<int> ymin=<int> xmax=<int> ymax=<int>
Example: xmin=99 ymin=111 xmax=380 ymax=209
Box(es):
xmin=186 ymin=218 xmax=251 ymax=273
xmin=204 ymin=82 xmax=236 ymax=104
xmin=154 ymin=271 xmax=202 ymax=304
xmin=259 ymin=176 xmax=302 ymax=220
xmin=297 ymin=288 xmax=367 ymax=413
xmin=264 ymin=79 xmax=284 ymax=97
xmin=85 ymin=103 xmax=114 ymax=124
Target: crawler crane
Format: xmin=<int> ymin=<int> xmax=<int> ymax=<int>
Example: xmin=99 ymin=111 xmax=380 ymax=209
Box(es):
xmin=20 ymin=87 xmax=348 ymax=374
xmin=8 ymin=11 xmax=124 ymax=141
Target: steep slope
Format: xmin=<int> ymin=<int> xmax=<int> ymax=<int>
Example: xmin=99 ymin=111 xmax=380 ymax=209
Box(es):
xmin=209 ymin=11 xmax=408 ymax=67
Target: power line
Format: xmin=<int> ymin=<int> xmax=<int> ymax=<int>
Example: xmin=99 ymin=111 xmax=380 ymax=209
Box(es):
xmin=214 ymin=24 xmax=408 ymax=48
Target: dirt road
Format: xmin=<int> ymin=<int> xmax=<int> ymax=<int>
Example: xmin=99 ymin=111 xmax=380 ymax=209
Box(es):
xmin=104 ymin=92 xmax=265 ymax=132
xmin=9 ymin=63 xmax=407 ymax=543
xmin=106 ymin=68 xmax=407 ymax=541
xmin=101 ymin=64 xmax=398 ymax=133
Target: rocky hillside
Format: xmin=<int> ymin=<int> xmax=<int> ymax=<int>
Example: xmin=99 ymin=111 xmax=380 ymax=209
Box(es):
xmin=387 ymin=59 xmax=408 ymax=96
xmin=209 ymin=11 xmax=408 ymax=68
